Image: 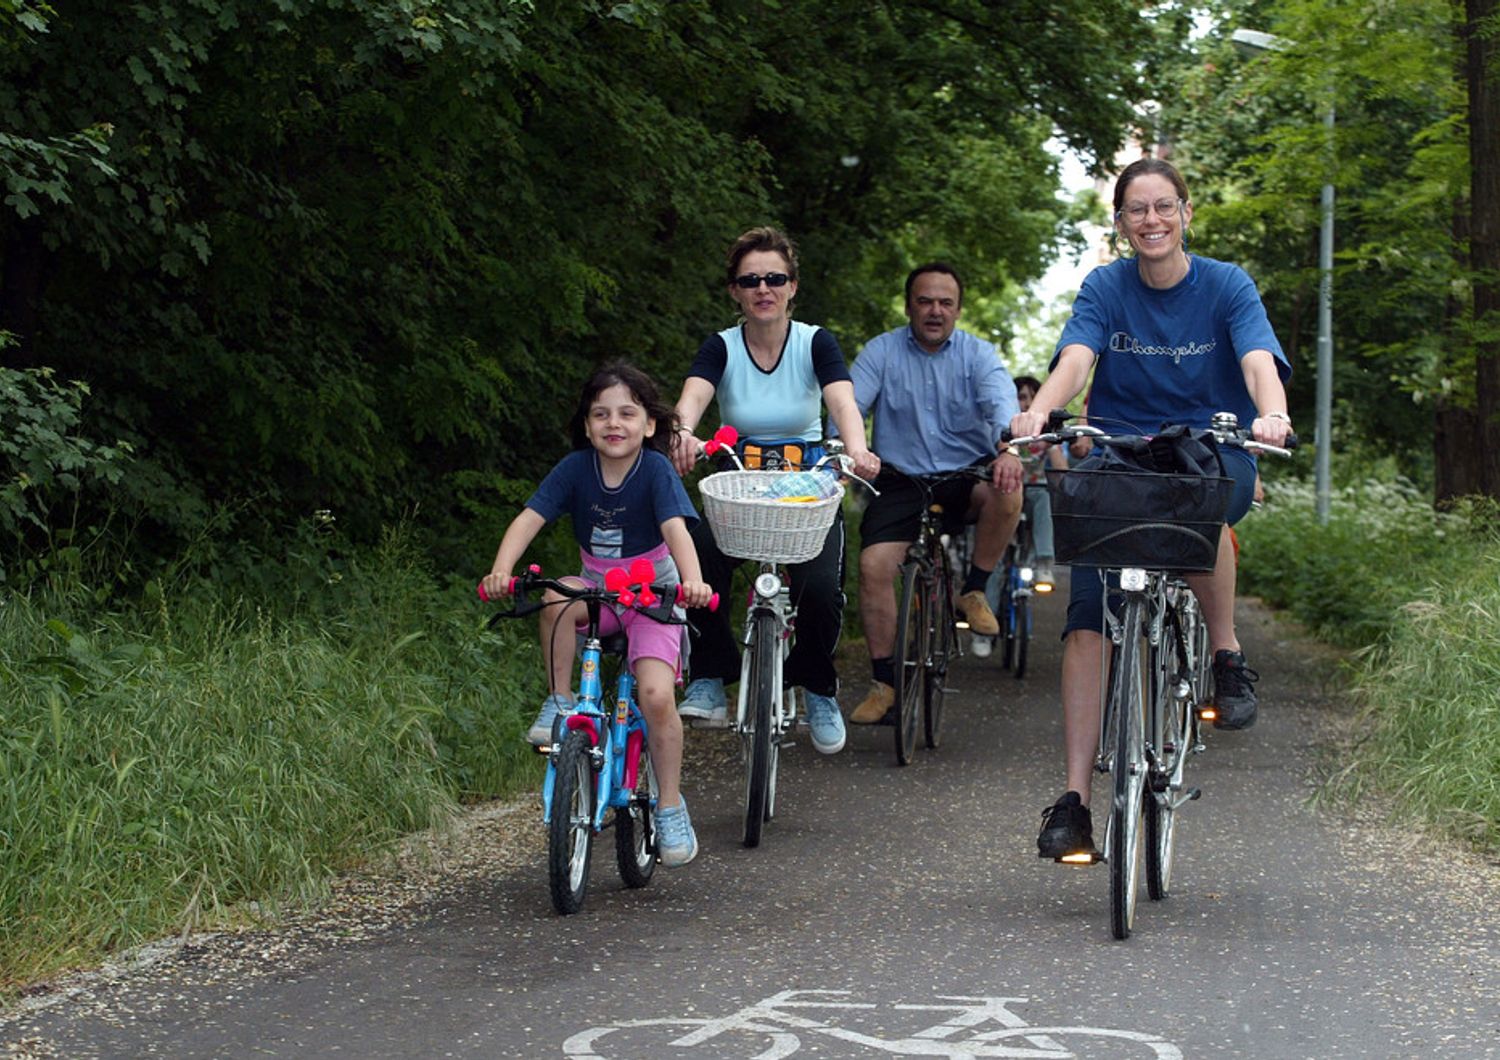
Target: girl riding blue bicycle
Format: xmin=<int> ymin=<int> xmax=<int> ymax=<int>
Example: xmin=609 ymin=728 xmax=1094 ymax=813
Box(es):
xmin=480 ymin=362 xmax=713 ymax=868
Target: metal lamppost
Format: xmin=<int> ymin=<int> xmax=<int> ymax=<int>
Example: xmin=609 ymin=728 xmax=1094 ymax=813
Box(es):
xmin=1231 ymin=28 xmax=1334 ymax=524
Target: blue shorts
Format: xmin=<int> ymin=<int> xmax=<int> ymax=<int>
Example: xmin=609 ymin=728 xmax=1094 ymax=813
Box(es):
xmin=1062 ymin=447 xmax=1257 ymax=637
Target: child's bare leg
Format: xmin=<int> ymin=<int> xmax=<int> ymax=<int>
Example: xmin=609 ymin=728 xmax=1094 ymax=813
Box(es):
xmin=632 ymin=656 xmax=684 ymax=807
xmin=538 ymin=580 xmax=587 ymax=698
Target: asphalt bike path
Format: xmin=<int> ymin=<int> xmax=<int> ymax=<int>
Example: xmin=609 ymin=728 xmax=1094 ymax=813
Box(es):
xmin=5 ymin=574 xmax=1497 ymax=1058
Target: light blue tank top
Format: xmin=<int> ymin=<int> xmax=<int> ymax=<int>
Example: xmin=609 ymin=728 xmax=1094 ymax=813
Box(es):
xmin=715 ymin=320 xmax=824 ymax=442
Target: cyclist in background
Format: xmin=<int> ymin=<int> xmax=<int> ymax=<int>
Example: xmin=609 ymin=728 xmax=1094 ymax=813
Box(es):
xmin=972 ymin=375 xmax=1064 ymax=660
xmin=834 ymin=262 xmax=1025 ymax=724
xmin=482 ymin=362 xmax=713 ymax=867
xmin=670 ymin=226 xmax=880 ymax=755
xmin=1010 ymin=158 xmax=1292 ymax=861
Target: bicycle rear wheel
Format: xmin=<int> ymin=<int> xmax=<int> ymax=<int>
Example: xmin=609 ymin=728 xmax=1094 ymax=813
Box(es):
xmin=893 ymin=563 xmax=926 ymax=765
xmin=548 ymin=729 xmax=596 ymax=915
xmin=1013 ymin=593 xmax=1031 ymax=680
xmin=998 ymin=552 xmax=1017 ymax=671
xmin=614 ymin=734 xmax=657 ymax=888
xmin=1147 ymin=598 xmax=1196 ymax=900
xmin=923 ymin=558 xmax=954 ymax=749
xmin=741 ymin=610 xmax=777 ymax=847
xmin=1106 ymin=598 xmax=1148 ymax=940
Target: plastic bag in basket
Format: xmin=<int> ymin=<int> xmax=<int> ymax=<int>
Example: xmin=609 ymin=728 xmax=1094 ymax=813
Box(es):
xmin=759 ymin=470 xmax=841 ymax=502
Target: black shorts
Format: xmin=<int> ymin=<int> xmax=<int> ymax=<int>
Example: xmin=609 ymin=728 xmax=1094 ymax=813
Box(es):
xmin=859 ymin=466 xmax=984 ymax=547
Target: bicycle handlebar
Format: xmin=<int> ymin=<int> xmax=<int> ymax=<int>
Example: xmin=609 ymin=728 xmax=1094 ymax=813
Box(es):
xmin=1004 ymin=412 xmax=1298 ymax=460
xmin=478 ymin=565 xmax=719 ymax=614
xmin=698 ymin=426 xmax=881 ymax=495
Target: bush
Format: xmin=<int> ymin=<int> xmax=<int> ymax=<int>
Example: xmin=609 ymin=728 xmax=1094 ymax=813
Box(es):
xmin=0 ymin=525 xmax=543 ymax=986
xmin=1237 ymin=480 xmax=1500 ymax=853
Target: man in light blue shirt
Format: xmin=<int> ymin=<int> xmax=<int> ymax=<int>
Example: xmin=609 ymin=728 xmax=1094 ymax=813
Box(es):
xmin=831 ymin=263 xmax=1025 ymax=723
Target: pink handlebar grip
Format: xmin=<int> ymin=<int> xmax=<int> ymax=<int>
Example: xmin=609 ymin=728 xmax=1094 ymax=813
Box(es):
xmin=477 ymin=583 xmax=489 ymax=603
xmin=674 ymin=583 xmax=721 ymax=612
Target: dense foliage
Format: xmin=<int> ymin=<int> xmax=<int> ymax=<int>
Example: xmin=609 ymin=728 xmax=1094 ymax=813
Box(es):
xmin=1149 ymin=0 xmax=1470 ymax=491
xmin=0 ymin=526 xmax=542 ymax=987
xmin=1 ymin=0 xmax=1161 ymax=574
xmin=1237 ymin=477 xmax=1499 ymax=853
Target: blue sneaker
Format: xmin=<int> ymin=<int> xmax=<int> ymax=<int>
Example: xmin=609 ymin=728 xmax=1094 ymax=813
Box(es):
xmin=655 ymin=798 xmax=698 ymax=868
xmin=803 ymin=691 xmax=846 ymax=754
xmin=527 ymin=693 xmax=572 ymax=746
xmin=677 ymin=677 xmax=728 ymax=727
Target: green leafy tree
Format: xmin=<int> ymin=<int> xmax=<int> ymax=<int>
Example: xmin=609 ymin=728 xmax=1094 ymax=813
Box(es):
xmin=1154 ymin=0 xmax=1475 ymax=496
xmin=2 ymin=0 xmax=1164 ymax=576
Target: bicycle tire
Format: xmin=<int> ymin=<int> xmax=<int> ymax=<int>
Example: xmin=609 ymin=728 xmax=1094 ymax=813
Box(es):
xmin=998 ymin=554 xmax=1017 ymax=671
xmin=614 ymin=737 xmax=657 ymax=889
xmin=548 ymin=729 xmax=596 ymax=915
xmin=923 ymin=555 xmax=953 ymax=749
xmin=1147 ymin=595 xmax=1197 ymax=900
xmin=1013 ymin=594 xmax=1030 ymax=680
xmin=1107 ymin=597 xmax=1147 ymax=940
xmin=893 ymin=563 xmax=926 ymax=766
xmin=742 ymin=609 xmax=777 ymax=847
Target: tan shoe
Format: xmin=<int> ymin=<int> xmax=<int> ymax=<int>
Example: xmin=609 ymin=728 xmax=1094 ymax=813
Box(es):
xmin=849 ymin=681 xmax=895 ymax=724
xmin=957 ymin=590 xmax=1000 ymax=636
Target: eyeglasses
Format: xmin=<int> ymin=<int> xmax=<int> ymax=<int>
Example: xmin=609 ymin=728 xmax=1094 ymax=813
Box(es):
xmin=733 ymin=272 xmax=791 ymax=289
xmin=1117 ymin=198 xmax=1183 ymax=224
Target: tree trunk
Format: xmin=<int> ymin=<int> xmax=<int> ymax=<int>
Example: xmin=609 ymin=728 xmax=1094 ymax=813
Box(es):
xmin=1469 ymin=0 xmax=1500 ymax=498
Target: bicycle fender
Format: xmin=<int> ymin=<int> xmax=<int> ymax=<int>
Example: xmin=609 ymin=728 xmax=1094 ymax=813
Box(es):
xmin=566 ymin=714 xmax=600 ymax=745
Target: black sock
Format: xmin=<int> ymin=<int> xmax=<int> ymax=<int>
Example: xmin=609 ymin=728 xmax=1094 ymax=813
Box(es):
xmin=872 ymin=656 xmax=894 ymax=686
xmin=962 ymin=563 xmax=992 ymax=594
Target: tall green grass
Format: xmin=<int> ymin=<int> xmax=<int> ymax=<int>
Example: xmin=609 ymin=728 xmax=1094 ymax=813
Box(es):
xmin=0 ymin=528 xmax=543 ymax=987
xmin=1238 ymin=478 xmax=1500 ymax=853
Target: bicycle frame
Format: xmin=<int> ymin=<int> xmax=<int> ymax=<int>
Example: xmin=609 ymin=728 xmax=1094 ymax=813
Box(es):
xmin=539 ymin=602 xmax=650 ymax=835
xmin=734 ymin=562 xmax=795 ymax=846
xmin=891 ymin=468 xmax=972 ymax=766
xmin=485 ymin=569 xmax=684 ymax=913
xmin=733 ymin=564 xmax=793 ymax=734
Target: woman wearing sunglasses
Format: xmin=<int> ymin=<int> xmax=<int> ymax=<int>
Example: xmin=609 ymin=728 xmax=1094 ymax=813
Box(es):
xmin=670 ymin=226 xmax=879 ymax=755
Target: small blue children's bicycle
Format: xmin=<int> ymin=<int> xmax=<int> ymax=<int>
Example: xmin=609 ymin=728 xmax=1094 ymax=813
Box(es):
xmin=481 ymin=562 xmax=714 ymax=915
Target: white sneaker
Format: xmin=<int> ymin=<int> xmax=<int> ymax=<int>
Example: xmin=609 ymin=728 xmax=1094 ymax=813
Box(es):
xmin=678 ymin=678 xmax=728 ymax=727
xmin=655 ymin=799 xmax=699 ymax=868
xmin=970 ymin=635 xmax=994 ymax=659
xmin=803 ymin=691 xmax=847 ymax=754
xmin=527 ymin=694 xmax=572 ymax=745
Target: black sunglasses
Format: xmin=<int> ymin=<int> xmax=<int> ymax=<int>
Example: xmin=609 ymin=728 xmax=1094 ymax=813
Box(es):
xmin=733 ymin=272 xmax=791 ymax=289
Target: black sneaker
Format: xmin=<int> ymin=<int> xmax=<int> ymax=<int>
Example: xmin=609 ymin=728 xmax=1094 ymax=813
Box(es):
xmin=1037 ymin=791 xmax=1096 ymax=860
xmin=1211 ymin=650 xmax=1260 ymax=730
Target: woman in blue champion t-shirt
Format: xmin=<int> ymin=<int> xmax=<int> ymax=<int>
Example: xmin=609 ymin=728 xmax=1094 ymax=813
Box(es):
xmin=1009 ymin=158 xmax=1294 ymax=863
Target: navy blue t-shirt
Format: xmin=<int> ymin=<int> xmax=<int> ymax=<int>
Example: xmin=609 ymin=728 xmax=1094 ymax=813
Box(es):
xmin=1055 ymin=255 xmax=1292 ymax=433
xmin=526 ymin=449 xmax=699 ymax=560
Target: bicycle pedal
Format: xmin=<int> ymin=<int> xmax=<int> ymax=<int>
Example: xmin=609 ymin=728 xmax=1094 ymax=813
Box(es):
xmin=1186 ymin=787 xmax=1202 ymax=801
xmin=1055 ymin=850 xmax=1104 ymax=866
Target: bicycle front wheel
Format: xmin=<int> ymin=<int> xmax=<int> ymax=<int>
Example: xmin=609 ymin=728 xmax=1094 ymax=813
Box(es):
xmin=741 ymin=610 xmax=777 ymax=847
xmin=923 ymin=558 xmax=954 ymax=749
xmin=548 ymin=729 xmax=597 ymax=915
xmin=1106 ymin=598 xmax=1148 ymax=940
xmin=893 ymin=563 xmax=926 ymax=766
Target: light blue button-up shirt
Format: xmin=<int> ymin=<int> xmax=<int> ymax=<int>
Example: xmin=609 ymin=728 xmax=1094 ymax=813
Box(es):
xmin=832 ymin=326 xmax=1019 ymax=476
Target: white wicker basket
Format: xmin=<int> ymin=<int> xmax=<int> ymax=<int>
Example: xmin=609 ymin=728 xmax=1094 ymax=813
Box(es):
xmin=699 ymin=471 xmax=844 ymax=565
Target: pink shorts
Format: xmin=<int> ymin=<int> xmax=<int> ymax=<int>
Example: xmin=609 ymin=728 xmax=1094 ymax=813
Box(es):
xmin=575 ymin=544 xmax=686 ymax=679
xmin=588 ymin=605 xmax=685 ymax=678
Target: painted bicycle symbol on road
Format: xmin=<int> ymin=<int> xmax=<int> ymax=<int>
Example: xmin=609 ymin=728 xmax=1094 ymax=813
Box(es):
xmin=564 ymin=989 xmax=1182 ymax=1058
